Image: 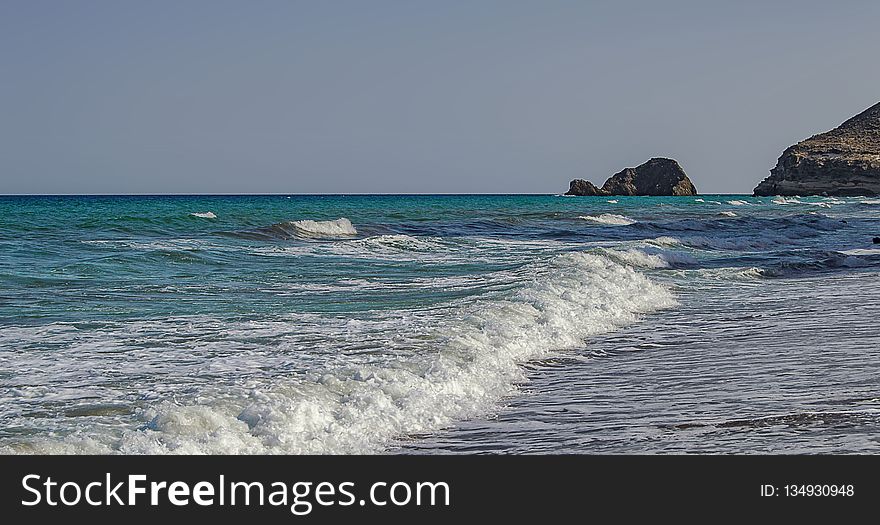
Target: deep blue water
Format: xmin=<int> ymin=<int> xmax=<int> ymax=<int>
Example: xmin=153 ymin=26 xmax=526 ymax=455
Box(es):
xmin=1 ymin=194 xmax=879 ymax=453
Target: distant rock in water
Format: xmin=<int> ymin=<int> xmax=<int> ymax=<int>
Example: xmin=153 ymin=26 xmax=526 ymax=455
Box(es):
xmin=602 ymin=158 xmax=697 ymax=196
xmin=754 ymin=102 xmax=880 ymax=196
xmin=565 ymin=157 xmax=697 ymax=196
xmin=565 ymin=179 xmax=604 ymax=196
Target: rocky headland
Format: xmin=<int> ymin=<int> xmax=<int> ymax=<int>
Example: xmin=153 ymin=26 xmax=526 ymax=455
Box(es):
xmin=754 ymin=102 xmax=880 ymax=196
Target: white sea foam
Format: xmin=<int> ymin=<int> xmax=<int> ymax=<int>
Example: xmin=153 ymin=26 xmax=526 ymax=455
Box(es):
xmin=694 ymin=198 xmax=705 ymax=203
xmin=250 ymin=235 xmax=569 ymax=266
xmin=859 ymin=199 xmax=880 ymax=205
xmin=647 ymin=235 xmax=788 ymax=252
xmin=726 ymin=200 xmax=750 ymax=206
xmin=719 ymin=211 xmax=737 ymax=217
xmin=599 ymin=248 xmax=697 ymax=269
xmin=288 ymin=218 xmax=357 ymax=237
xmin=840 ymin=248 xmax=880 ymax=256
xmin=81 ymin=238 xmax=218 ymax=252
xmin=190 ymin=212 xmax=217 ymax=219
xmin=771 ymin=197 xmax=833 ymax=208
xmin=772 ymin=197 xmax=801 ymax=205
xmin=607 ymin=199 xmax=619 ymax=204
xmin=8 ymin=252 xmax=674 ymax=454
xmin=578 ymin=213 xmax=636 ymax=226
xmin=680 ymin=267 xmax=765 ymax=281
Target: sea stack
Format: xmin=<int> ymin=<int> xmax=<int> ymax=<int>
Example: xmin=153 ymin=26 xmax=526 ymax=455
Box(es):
xmin=565 ymin=157 xmax=697 ymax=196
xmin=565 ymin=179 xmax=605 ymax=196
xmin=754 ymin=102 xmax=880 ymax=196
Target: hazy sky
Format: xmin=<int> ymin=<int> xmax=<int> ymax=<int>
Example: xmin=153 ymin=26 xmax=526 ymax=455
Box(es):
xmin=1 ymin=1 xmax=879 ymax=194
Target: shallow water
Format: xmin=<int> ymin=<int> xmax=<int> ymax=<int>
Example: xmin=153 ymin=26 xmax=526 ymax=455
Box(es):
xmin=0 ymin=194 xmax=878 ymax=454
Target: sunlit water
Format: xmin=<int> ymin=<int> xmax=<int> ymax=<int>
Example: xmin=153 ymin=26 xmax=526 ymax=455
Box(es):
xmin=1 ymin=194 xmax=878 ymax=454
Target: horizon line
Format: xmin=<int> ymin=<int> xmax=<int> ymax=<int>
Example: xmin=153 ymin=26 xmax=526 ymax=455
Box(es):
xmin=0 ymin=191 xmax=753 ymax=197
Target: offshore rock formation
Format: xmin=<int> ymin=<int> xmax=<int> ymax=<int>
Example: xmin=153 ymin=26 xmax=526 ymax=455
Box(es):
xmin=565 ymin=179 xmax=605 ymax=196
xmin=754 ymin=102 xmax=880 ymax=196
xmin=565 ymin=157 xmax=697 ymax=196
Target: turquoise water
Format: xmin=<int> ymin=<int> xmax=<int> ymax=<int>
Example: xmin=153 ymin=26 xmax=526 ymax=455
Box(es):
xmin=1 ymin=194 xmax=879 ymax=453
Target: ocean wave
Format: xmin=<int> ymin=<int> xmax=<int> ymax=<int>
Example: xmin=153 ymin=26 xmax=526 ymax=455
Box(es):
xmin=9 ymin=252 xmax=674 ymax=454
xmin=647 ymin=235 xmax=788 ymax=252
xmin=760 ymin=250 xmax=880 ymax=277
xmin=726 ymin=200 xmax=750 ymax=206
xmin=263 ymin=272 xmax=519 ymax=296
xmin=233 ymin=218 xmax=358 ymax=240
xmin=667 ymin=266 xmax=765 ymax=281
xmin=598 ymin=247 xmax=697 ymax=269
xmin=80 ymin=238 xmax=217 ymax=252
xmin=839 ymin=248 xmax=880 ymax=256
xmin=249 ymin=235 xmax=570 ymax=266
xmin=718 ymin=211 xmax=737 ymax=217
xmin=772 ymin=197 xmax=802 ymax=205
xmin=771 ymin=197 xmax=833 ymax=208
xmin=288 ymin=218 xmax=357 ymax=237
xmin=190 ymin=212 xmax=217 ymax=219
xmin=250 ymin=234 xmax=456 ymax=263
xmin=578 ymin=213 xmax=636 ymax=226
xmin=355 ymin=234 xmax=446 ymax=252
xmin=638 ymin=213 xmax=844 ymax=251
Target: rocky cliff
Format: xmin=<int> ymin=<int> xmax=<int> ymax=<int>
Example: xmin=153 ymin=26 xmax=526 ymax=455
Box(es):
xmin=565 ymin=157 xmax=697 ymax=196
xmin=754 ymin=102 xmax=880 ymax=196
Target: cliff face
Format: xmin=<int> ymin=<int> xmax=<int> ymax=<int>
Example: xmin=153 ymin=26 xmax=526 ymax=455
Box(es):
xmin=754 ymin=102 xmax=880 ymax=196
xmin=565 ymin=157 xmax=697 ymax=196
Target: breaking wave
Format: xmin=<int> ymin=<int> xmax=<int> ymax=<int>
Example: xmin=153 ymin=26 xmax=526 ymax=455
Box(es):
xmin=578 ymin=213 xmax=637 ymax=226
xmin=288 ymin=218 xmax=358 ymax=237
xmin=10 ymin=252 xmax=675 ymax=454
xmin=598 ymin=247 xmax=698 ymax=269
xmin=231 ymin=218 xmax=359 ymax=240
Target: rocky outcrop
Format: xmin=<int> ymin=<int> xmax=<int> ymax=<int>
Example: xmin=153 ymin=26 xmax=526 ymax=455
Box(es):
xmin=754 ymin=102 xmax=880 ymax=196
xmin=601 ymin=158 xmax=697 ymax=196
xmin=565 ymin=157 xmax=697 ymax=196
xmin=565 ymin=179 xmax=604 ymax=196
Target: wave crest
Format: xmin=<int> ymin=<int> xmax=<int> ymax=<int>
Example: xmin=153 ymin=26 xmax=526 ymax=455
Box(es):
xmin=20 ymin=252 xmax=674 ymax=454
xmin=288 ymin=218 xmax=357 ymax=237
xmin=599 ymin=247 xmax=697 ymax=269
xmin=578 ymin=213 xmax=636 ymax=226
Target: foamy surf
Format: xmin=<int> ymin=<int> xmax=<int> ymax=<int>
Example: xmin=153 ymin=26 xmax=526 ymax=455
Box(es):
xmin=191 ymin=211 xmax=217 ymax=219
xmin=11 ymin=252 xmax=675 ymax=455
xmin=598 ymin=247 xmax=697 ymax=269
xmin=772 ymin=197 xmax=801 ymax=205
xmin=288 ymin=218 xmax=358 ymax=237
xmin=578 ymin=213 xmax=636 ymax=226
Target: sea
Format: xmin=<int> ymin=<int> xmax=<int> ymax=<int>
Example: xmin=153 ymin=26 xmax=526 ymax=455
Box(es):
xmin=1 ymin=194 xmax=879 ymax=454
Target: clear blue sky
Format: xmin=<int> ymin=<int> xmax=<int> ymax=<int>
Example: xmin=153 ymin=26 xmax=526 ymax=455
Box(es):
xmin=1 ymin=1 xmax=878 ymax=194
